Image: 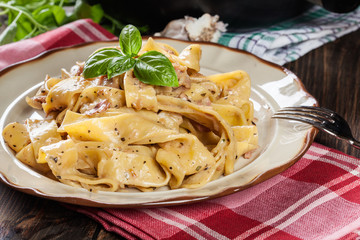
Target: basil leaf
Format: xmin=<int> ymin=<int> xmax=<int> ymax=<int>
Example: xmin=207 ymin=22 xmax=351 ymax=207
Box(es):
xmin=119 ymin=24 xmax=142 ymax=56
xmin=107 ymin=55 xmax=136 ymax=79
xmin=83 ymin=48 xmax=123 ymax=79
xmin=134 ymin=51 xmax=178 ymax=87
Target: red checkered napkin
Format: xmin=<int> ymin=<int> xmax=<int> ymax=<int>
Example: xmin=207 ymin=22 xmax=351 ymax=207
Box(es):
xmin=68 ymin=143 xmax=360 ymax=240
xmin=1 ymin=19 xmax=360 ymax=240
xmin=0 ymin=19 xmax=116 ymax=71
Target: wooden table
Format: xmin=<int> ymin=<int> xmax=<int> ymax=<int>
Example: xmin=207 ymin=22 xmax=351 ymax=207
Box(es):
xmin=0 ymin=29 xmax=359 ymax=239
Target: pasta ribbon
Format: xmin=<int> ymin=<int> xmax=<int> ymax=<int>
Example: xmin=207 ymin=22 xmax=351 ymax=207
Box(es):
xmin=139 ymin=37 xmax=179 ymax=56
xmin=42 ymin=76 xmax=92 ymax=114
xmin=140 ymin=37 xmax=201 ymax=72
xmin=157 ymin=134 xmax=216 ymax=189
xmin=59 ymin=110 xmax=178 ymax=145
xmin=39 ymin=139 xmax=119 ymax=191
xmin=207 ymin=70 xmax=251 ymax=100
xmin=124 ymin=70 xmax=158 ymax=112
xmin=26 ymin=119 xmax=62 ymax=162
xmin=2 ymin=122 xmax=30 ymax=153
xmin=99 ymin=146 xmax=171 ymax=189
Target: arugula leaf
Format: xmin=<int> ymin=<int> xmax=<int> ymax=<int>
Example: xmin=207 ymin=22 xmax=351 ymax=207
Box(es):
xmin=13 ymin=12 xmax=35 ymax=40
xmin=0 ymin=0 xmax=110 ymax=45
xmin=0 ymin=0 xmax=139 ymax=46
xmin=32 ymin=5 xmax=66 ymax=28
xmin=119 ymin=24 xmax=142 ymax=56
xmin=0 ymin=13 xmax=19 ymax=45
xmin=70 ymin=1 xmax=104 ymax=24
xmin=83 ymin=48 xmax=124 ymax=78
xmin=134 ymin=51 xmax=178 ymax=87
xmin=51 ymin=6 xmax=67 ymax=25
xmin=0 ymin=3 xmax=49 ymax=42
xmin=15 ymin=0 xmax=54 ymax=12
xmin=107 ymin=55 xmax=136 ymax=79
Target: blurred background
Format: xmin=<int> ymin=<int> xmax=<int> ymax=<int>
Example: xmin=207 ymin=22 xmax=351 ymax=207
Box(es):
xmin=0 ymin=0 xmax=359 ymax=45
xmin=87 ymin=0 xmax=359 ymax=33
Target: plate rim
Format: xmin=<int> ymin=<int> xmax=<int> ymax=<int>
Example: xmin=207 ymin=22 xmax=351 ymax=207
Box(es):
xmin=0 ymin=38 xmax=318 ymax=208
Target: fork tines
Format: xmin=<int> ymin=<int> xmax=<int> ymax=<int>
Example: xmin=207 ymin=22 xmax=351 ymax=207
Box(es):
xmin=273 ymin=106 xmax=360 ymax=149
xmin=272 ymin=106 xmax=336 ymax=126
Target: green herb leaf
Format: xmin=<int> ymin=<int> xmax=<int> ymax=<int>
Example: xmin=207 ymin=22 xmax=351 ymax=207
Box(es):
xmin=32 ymin=5 xmax=66 ymax=27
xmin=119 ymin=24 xmax=142 ymax=56
xmin=107 ymin=55 xmax=136 ymax=79
xmin=83 ymin=25 xmax=178 ymax=87
xmin=134 ymin=51 xmax=178 ymax=87
xmin=70 ymin=1 xmax=104 ymax=24
xmin=83 ymin=48 xmax=124 ymax=79
xmin=6 ymin=7 xmax=35 ymax=41
xmin=0 ymin=13 xmax=19 ymax=45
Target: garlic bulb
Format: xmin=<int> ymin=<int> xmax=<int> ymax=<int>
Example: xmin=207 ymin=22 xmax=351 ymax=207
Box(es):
xmin=155 ymin=13 xmax=227 ymax=42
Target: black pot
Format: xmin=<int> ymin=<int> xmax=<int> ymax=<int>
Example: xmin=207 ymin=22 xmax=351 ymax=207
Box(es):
xmin=87 ymin=0 xmax=358 ymax=33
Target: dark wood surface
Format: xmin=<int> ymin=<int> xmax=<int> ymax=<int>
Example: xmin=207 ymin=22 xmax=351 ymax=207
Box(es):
xmin=0 ymin=29 xmax=359 ymax=240
xmin=284 ymin=29 xmax=360 ymax=158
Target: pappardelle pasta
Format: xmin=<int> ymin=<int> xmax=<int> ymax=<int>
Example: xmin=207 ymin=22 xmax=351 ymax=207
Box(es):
xmin=2 ymin=37 xmax=258 ymax=192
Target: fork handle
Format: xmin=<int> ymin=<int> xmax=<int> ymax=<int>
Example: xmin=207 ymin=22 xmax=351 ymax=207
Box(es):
xmin=350 ymin=139 xmax=360 ymax=149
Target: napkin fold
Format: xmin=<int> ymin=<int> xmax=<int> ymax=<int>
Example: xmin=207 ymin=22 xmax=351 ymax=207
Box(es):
xmin=1 ymin=16 xmax=360 ymax=240
xmin=218 ymin=6 xmax=360 ymax=65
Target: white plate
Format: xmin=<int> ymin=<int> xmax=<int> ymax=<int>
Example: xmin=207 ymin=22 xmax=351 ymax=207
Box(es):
xmin=0 ymin=38 xmax=318 ymax=207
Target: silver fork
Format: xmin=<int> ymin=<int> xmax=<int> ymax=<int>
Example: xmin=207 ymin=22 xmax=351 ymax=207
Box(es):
xmin=272 ymin=106 xmax=360 ymax=149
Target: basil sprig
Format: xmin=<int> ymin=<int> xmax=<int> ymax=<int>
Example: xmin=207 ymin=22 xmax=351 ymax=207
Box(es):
xmin=83 ymin=24 xmax=178 ymax=87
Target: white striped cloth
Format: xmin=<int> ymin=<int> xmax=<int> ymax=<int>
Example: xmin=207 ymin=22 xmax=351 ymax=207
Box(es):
xmin=218 ymin=6 xmax=360 ymax=65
